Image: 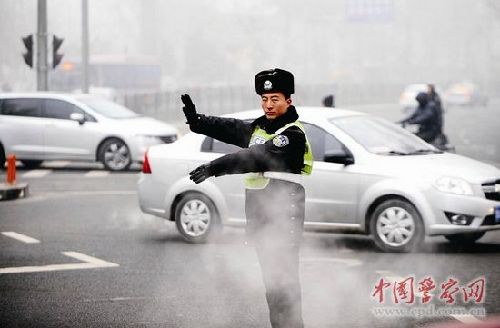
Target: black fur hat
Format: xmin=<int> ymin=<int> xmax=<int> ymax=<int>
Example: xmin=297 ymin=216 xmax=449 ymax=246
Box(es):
xmin=255 ymin=68 xmax=294 ymax=96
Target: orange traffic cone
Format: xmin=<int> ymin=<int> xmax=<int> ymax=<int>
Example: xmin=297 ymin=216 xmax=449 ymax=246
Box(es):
xmin=1 ymin=154 xmax=28 ymax=201
xmin=6 ymin=154 xmax=16 ymax=185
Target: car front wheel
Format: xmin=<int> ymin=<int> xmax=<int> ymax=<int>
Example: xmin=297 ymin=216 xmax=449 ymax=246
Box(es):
xmin=370 ymin=199 xmax=424 ymax=253
xmin=175 ymin=193 xmax=220 ymax=243
xmin=98 ymin=138 xmax=131 ymax=171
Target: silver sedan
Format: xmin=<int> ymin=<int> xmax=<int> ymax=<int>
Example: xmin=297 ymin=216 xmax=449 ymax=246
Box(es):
xmin=138 ymin=107 xmax=500 ymax=252
xmin=0 ymin=93 xmax=178 ymax=171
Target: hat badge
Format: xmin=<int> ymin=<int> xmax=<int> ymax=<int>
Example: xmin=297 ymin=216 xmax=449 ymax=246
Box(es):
xmin=263 ymin=80 xmax=273 ymax=90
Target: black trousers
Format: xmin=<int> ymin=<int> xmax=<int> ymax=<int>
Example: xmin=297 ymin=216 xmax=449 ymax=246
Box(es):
xmin=245 ymin=179 xmax=305 ymax=328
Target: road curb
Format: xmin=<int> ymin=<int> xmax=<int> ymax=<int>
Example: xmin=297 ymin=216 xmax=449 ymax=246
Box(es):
xmin=0 ymin=183 xmax=29 ymax=201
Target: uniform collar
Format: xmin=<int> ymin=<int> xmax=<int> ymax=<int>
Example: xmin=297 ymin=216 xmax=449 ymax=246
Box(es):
xmin=251 ymin=105 xmax=299 ymax=134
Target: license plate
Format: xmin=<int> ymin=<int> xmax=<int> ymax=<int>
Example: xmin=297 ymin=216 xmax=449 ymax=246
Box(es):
xmin=496 ymin=206 xmax=500 ymax=223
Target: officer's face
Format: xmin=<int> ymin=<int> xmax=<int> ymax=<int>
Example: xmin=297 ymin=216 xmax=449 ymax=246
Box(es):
xmin=261 ymin=93 xmax=291 ymax=120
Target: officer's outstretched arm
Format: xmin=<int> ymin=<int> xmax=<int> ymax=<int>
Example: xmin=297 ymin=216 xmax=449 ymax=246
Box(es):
xmin=189 ymin=164 xmax=212 ymax=184
xmin=188 ymin=150 xmax=263 ymax=184
xmin=180 ymin=94 xmax=253 ymax=148
xmin=208 ymin=126 xmax=306 ymax=176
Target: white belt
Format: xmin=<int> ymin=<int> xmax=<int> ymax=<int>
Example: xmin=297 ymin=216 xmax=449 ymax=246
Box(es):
xmin=263 ymin=171 xmax=303 ymax=185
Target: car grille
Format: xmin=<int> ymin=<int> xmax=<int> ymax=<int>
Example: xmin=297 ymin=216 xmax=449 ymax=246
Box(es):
xmin=482 ymin=179 xmax=500 ymax=201
xmin=481 ymin=214 xmax=499 ymax=226
xmin=158 ymin=135 xmax=177 ymax=144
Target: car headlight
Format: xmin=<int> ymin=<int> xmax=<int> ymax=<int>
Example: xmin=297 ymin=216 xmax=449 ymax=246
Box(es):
xmin=433 ymin=176 xmax=473 ymax=196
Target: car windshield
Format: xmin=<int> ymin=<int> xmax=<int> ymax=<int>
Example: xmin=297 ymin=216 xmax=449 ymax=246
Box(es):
xmin=78 ymin=97 xmax=140 ymax=119
xmin=330 ymin=115 xmax=441 ymax=155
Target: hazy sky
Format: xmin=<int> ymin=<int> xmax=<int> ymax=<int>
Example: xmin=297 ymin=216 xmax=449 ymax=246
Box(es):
xmin=1 ymin=0 xmax=499 ymax=93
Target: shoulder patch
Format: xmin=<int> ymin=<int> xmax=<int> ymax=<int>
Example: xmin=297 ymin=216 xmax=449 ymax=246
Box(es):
xmin=272 ymin=134 xmax=289 ymax=147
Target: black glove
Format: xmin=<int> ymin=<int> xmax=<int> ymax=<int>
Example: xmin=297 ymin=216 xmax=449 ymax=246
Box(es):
xmin=189 ymin=164 xmax=213 ymax=184
xmin=181 ymin=94 xmax=198 ymax=124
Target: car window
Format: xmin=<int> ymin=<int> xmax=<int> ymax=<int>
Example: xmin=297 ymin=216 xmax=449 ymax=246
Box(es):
xmin=332 ymin=115 xmax=434 ymax=154
xmin=325 ymin=133 xmax=346 ymax=155
xmin=0 ymin=98 xmax=42 ymax=118
xmin=43 ymin=99 xmax=81 ymax=120
xmin=202 ymin=137 xmax=242 ymax=154
xmin=302 ymin=123 xmax=347 ymax=161
xmin=201 ymin=119 xmax=252 ymax=153
xmin=302 ymin=123 xmax=325 ymax=160
xmin=213 ymin=140 xmax=242 ymax=153
xmin=42 ymin=99 xmax=97 ymax=122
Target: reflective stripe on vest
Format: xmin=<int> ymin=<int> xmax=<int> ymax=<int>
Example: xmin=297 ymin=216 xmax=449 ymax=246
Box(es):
xmin=245 ymin=120 xmax=313 ymax=189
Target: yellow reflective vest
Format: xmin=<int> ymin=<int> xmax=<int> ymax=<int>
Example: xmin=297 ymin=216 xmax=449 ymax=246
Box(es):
xmin=245 ymin=121 xmax=313 ymax=189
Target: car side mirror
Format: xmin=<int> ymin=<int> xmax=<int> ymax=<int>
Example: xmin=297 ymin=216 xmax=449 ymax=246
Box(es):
xmin=70 ymin=113 xmax=86 ymax=125
xmin=324 ymin=150 xmax=355 ymax=165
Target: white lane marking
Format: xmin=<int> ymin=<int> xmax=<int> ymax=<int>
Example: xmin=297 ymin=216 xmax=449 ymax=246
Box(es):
xmin=374 ymin=270 xmax=483 ymax=324
xmin=302 ymin=257 xmax=362 ymax=267
xmin=22 ymin=169 xmax=52 ymax=178
xmin=84 ymin=170 xmax=110 ymax=178
xmin=0 ymin=252 xmax=119 ymax=274
xmin=2 ymin=232 xmax=40 ymax=244
xmin=63 ymin=251 xmax=113 ymax=264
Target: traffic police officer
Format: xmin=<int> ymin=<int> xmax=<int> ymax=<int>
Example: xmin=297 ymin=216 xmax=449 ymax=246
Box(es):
xmin=181 ymin=68 xmax=313 ymax=328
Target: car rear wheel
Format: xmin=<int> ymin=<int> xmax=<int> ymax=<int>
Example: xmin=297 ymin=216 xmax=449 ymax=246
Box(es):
xmin=370 ymin=199 xmax=424 ymax=253
xmin=98 ymin=138 xmax=131 ymax=171
xmin=21 ymin=160 xmax=43 ymax=169
xmin=175 ymin=193 xmax=220 ymax=243
xmin=444 ymin=232 xmax=485 ymax=244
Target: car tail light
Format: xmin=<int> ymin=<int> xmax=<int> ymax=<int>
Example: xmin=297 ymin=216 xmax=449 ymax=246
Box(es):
xmin=142 ymin=151 xmax=152 ymax=174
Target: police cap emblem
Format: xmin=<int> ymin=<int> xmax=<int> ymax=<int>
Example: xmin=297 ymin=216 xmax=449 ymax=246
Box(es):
xmin=273 ymin=134 xmax=289 ymax=147
xmin=263 ymin=80 xmax=272 ymax=90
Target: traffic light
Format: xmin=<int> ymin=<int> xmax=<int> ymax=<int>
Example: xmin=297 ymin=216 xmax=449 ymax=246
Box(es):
xmin=22 ymin=35 xmax=34 ymax=68
xmin=52 ymin=35 xmax=64 ymax=69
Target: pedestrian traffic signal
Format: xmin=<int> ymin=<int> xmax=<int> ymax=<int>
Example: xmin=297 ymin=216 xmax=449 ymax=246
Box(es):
xmin=52 ymin=35 xmax=64 ymax=69
xmin=22 ymin=35 xmax=34 ymax=68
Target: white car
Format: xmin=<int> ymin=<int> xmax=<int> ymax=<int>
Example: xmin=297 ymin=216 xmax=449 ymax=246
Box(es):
xmin=138 ymin=107 xmax=500 ymax=252
xmin=443 ymin=81 xmax=488 ymax=107
xmin=0 ymin=93 xmax=178 ymax=171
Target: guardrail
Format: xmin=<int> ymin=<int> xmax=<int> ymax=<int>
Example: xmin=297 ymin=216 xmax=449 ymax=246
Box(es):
xmin=114 ymin=83 xmax=405 ymax=122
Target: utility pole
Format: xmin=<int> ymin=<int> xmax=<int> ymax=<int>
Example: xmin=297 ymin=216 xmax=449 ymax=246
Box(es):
xmin=37 ymin=0 xmax=48 ymax=91
xmin=82 ymin=0 xmax=89 ymax=93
